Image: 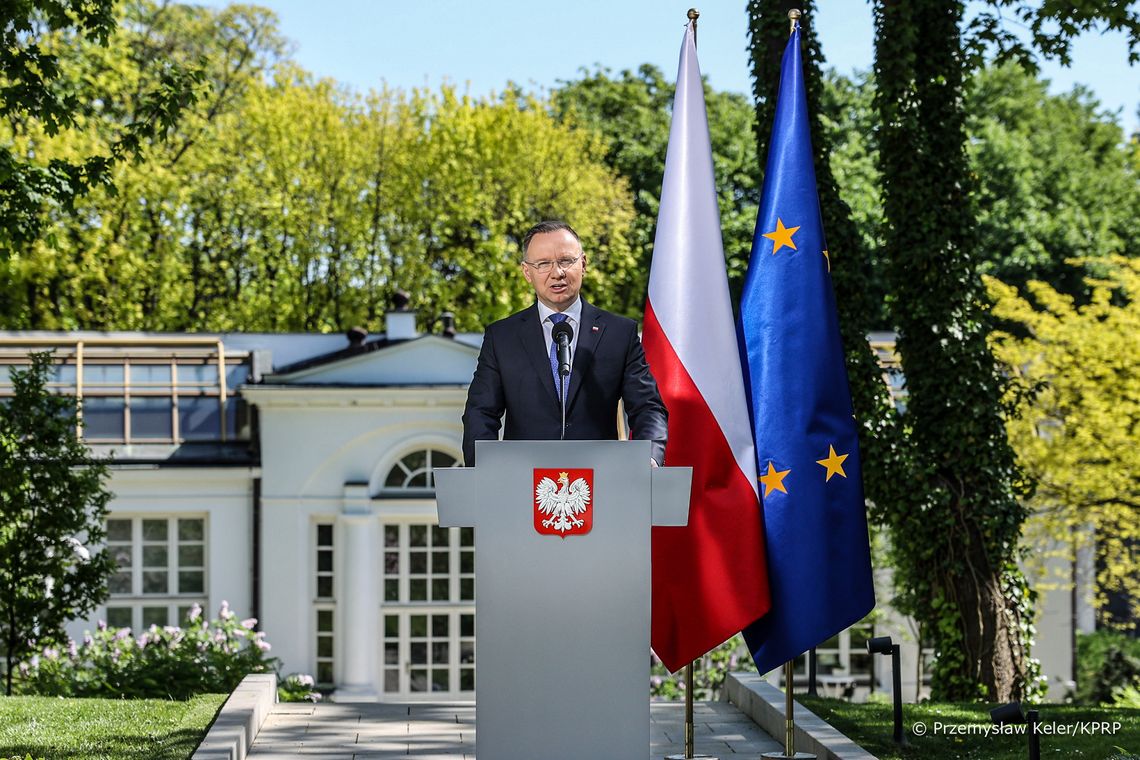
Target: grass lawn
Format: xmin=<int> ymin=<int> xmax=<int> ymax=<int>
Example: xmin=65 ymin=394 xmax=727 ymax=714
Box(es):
xmin=799 ymin=697 xmax=1140 ymax=760
xmin=0 ymin=693 xmax=227 ymax=760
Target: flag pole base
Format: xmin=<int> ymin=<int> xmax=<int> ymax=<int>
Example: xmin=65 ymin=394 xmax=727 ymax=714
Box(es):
xmin=665 ymin=755 xmax=718 ymax=759
xmin=761 ymin=753 xmax=816 ymax=759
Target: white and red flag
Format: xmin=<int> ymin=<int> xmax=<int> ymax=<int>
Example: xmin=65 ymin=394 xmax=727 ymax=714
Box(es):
xmin=642 ymin=22 xmax=771 ymax=671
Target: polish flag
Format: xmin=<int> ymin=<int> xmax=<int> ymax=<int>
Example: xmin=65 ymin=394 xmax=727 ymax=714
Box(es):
xmin=642 ymin=22 xmax=771 ymax=672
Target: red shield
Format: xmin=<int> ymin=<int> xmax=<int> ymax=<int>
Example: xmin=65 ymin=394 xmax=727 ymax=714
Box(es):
xmin=533 ymin=468 xmax=593 ymax=537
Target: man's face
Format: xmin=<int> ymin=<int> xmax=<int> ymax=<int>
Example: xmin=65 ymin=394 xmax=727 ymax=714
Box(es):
xmin=521 ymin=229 xmax=587 ymax=312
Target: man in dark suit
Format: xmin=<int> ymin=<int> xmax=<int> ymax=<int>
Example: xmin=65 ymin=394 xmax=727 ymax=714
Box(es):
xmin=462 ymin=221 xmax=668 ymax=466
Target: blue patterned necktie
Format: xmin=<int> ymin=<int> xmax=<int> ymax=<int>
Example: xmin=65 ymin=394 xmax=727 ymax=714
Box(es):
xmin=549 ymin=313 xmax=569 ymax=398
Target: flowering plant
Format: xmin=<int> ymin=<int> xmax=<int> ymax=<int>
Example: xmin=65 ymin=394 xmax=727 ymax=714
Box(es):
xmin=277 ymin=672 xmax=323 ymax=703
xmin=17 ymin=602 xmax=277 ymax=700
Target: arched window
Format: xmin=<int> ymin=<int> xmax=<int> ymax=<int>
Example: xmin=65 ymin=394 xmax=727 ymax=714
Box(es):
xmin=383 ymin=448 xmax=458 ymax=493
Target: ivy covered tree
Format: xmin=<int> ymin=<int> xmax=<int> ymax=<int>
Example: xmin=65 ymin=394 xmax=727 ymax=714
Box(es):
xmin=0 ymin=353 xmax=115 ymax=695
xmin=872 ymin=0 xmax=1038 ymax=701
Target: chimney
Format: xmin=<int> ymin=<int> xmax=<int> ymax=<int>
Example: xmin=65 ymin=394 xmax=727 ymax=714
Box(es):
xmin=346 ymin=326 xmax=368 ymax=350
xmin=386 ymin=289 xmax=417 ymax=340
xmin=438 ymin=311 xmax=457 ymax=339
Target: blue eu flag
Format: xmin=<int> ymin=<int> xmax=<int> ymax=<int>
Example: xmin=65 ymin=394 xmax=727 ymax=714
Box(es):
xmin=738 ymin=22 xmax=875 ymax=676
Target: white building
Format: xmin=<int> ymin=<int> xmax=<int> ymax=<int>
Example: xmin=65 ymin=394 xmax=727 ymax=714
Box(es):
xmin=0 ymin=320 xmax=1086 ymax=701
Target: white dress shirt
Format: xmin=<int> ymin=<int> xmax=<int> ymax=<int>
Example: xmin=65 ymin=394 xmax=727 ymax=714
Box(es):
xmin=537 ymin=297 xmax=582 ymax=367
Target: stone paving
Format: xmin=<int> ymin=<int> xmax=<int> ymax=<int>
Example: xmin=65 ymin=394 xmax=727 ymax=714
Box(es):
xmin=246 ymin=699 xmax=782 ymax=758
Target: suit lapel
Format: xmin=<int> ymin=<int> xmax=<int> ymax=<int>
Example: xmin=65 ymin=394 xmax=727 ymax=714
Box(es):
xmin=518 ymin=303 xmax=561 ymax=405
xmin=566 ymin=300 xmax=605 ymax=410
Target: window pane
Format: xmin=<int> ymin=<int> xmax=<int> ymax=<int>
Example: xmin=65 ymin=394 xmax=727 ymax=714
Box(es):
xmin=318 ymin=551 xmax=333 ymax=572
xmin=460 ymin=642 xmax=475 ymax=664
xmin=384 ymin=642 xmax=398 ymax=665
xmin=431 ymin=579 xmax=449 ymax=601
xmin=460 ymin=614 xmax=474 ymax=637
xmin=178 ymin=519 xmax=204 ymax=541
xmin=112 ymin=546 xmax=132 ymax=569
xmin=178 ymin=571 xmax=204 ymax=593
xmin=109 ymin=572 xmax=132 ymax=594
xmin=410 ymin=643 xmax=427 ymax=665
xmin=409 ymin=552 xmax=427 ymax=574
xmin=142 ymin=606 xmax=168 ymax=628
xmin=384 ymin=465 xmax=406 ymax=488
xmin=142 ymin=520 xmax=168 ymax=541
xmin=317 ymin=609 xmax=334 ymax=632
xmin=142 ymin=546 xmax=168 ymax=567
xmin=384 ymin=579 xmax=399 ymax=601
xmin=318 ymin=637 xmax=334 ymax=658
xmin=432 ymin=615 xmax=448 ymax=637
xmin=225 ymin=399 xmax=239 ymax=438
xmin=460 ymin=551 xmax=474 ymax=574
xmin=106 ymin=607 xmax=132 ymax=630
xmin=179 ymin=545 xmax=204 ymax=567
xmin=317 ymin=525 xmax=333 ymax=546
xmin=433 ymin=451 xmax=457 ymax=468
xmin=178 ymin=397 xmax=220 ymax=441
xmin=409 ymin=615 xmax=427 ymax=637
xmin=432 ymin=643 xmax=449 ymax=664
xmin=384 ymin=525 xmax=399 ymax=547
xmin=84 ymin=364 xmax=124 ymax=387
xmin=225 ymin=364 xmax=249 ymax=389
xmin=82 ymin=397 xmax=124 ymax=438
xmin=384 ymin=551 xmax=398 ymax=574
xmin=384 ymin=615 xmax=399 ymax=638
xmin=410 ymin=669 xmax=427 ymax=692
xmin=460 ymin=527 xmax=474 ymax=547
xmin=460 ymin=669 xmax=474 ymax=691
xmin=384 ymin=670 xmax=399 ymax=692
xmin=403 ymin=450 xmax=426 ymax=473
xmin=130 ymin=397 xmax=173 ymax=439
xmin=409 ymin=525 xmax=427 ymax=547
xmin=130 ymin=365 xmax=172 ymax=386
xmin=316 ymin=577 xmax=333 ymax=598
xmin=432 ymin=669 xmax=448 ymax=692
xmin=431 ymin=551 xmax=449 ymax=573
xmin=409 ymin=579 xmax=427 ymax=601
xmin=431 ymin=527 xmax=449 ymax=547
xmin=142 ymin=571 xmax=168 ymax=594
xmin=317 ymin=662 xmax=334 ymax=685
xmin=407 ymin=472 xmax=428 ymax=488
xmin=460 ymin=579 xmax=474 ymax=601
xmin=50 ymin=364 xmax=78 ymax=385
xmin=106 ymin=520 xmax=132 ymax=542
xmin=177 ymin=364 xmax=218 ymax=385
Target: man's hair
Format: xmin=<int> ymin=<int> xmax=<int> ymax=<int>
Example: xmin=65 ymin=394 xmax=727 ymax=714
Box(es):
xmin=521 ymin=221 xmax=580 ymax=259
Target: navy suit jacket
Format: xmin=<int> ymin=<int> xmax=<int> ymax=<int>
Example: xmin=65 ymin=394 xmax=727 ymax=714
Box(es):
xmin=461 ymin=300 xmax=668 ymax=466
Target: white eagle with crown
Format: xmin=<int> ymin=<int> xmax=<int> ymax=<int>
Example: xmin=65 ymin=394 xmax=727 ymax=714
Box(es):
xmin=535 ymin=471 xmax=591 ymax=532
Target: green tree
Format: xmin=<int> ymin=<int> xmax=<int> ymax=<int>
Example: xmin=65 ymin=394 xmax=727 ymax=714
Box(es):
xmin=873 ymin=0 xmax=1037 ymax=701
xmin=0 ymin=353 xmax=115 ymax=695
xmin=551 ymin=64 xmax=760 ymax=305
xmin=988 ymin=258 xmax=1140 ymax=629
xmin=0 ymin=0 xmax=202 ymax=259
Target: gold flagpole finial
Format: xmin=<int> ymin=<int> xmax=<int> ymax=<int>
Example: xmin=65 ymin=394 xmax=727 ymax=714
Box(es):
xmin=788 ymin=8 xmax=801 ymax=36
xmin=687 ymin=8 xmax=699 ymax=45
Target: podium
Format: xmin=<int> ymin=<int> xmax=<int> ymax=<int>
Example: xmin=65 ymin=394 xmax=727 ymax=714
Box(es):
xmin=435 ymin=440 xmax=691 ymax=760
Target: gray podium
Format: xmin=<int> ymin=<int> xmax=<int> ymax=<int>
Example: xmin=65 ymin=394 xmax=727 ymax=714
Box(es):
xmin=435 ymin=440 xmax=691 ymax=760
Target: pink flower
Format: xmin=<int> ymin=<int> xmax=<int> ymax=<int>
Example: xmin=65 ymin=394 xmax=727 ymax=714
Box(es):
xmin=83 ymin=633 xmax=93 ymax=647
xmin=42 ymin=647 xmax=58 ymax=660
xmin=296 ymin=674 xmax=315 ymax=688
xmin=188 ymin=603 xmax=202 ymax=622
xmin=68 ymin=639 xmax=78 ymax=658
xmin=255 ymin=639 xmax=271 ymax=652
xmin=97 ymin=620 xmax=107 ymax=631
xmin=137 ymin=634 xmax=150 ymax=649
xmin=241 ymin=618 xmax=257 ymax=630
xmin=218 ymin=600 xmax=233 ymax=620
xmin=113 ymin=628 xmax=131 ymax=641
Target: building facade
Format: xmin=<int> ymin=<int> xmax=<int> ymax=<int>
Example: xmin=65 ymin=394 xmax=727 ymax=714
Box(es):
xmin=0 ymin=321 xmax=1086 ymax=701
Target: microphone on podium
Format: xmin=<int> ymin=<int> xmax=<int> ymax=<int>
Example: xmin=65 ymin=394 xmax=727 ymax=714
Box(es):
xmin=553 ymin=320 xmax=573 ymax=377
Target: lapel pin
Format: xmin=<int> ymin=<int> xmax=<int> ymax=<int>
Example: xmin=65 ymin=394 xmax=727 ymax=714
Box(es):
xmin=592 ymin=325 xmax=600 ymax=332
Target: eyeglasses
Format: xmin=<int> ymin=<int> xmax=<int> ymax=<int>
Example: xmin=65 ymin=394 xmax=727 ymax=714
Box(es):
xmin=523 ymin=255 xmax=581 ymax=274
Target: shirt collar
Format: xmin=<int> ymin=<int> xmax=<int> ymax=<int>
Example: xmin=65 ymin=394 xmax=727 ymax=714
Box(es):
xmin=537 ymin=297 xmax=582 ymax=326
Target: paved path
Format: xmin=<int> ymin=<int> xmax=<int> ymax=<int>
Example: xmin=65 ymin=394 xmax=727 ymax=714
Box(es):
xmin=247 ymin=699 xmax=782 ymax=758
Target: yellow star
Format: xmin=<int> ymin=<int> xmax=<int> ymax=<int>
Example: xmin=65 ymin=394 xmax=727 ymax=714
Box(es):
xmin=816 ymin=445 xmax=849 ymax=482
xmin=822 ymin=249 xmax=830 ymax=272
xmin=763 ymin=218 xmax=800 ymax=255
xmin=759 ymin=461 xmax=791 ymax=497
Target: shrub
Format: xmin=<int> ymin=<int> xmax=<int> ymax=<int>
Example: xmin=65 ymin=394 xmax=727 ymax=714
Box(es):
xmin=1076 ymin=630 xmax=1140 ymax=705
xmin=16 ymin=601 xmax=276 ymax=699
xmin=651 ymin=635 xmax=756 ymax=701
xmin=278 ymin=672 xmax=322 ymax=703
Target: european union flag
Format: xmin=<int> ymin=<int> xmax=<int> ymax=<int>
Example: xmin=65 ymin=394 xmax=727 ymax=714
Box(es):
xmin=738 ymin=22 xmax=875 ymax=676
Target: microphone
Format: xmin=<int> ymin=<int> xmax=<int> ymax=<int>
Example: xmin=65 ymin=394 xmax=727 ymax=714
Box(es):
xmin=552 ymin=320 xmax=573 ymax=376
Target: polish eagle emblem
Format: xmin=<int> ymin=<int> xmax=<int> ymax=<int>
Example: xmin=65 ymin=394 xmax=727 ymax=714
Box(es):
xmin=534 ymin=469 xmax=592 ymax=536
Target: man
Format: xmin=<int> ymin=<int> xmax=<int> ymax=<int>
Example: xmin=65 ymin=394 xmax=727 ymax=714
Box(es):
xmin=462 ymin=221 xmax=668 ymax=466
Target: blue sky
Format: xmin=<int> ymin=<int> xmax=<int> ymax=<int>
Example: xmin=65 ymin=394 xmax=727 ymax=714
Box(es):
xmin=205 ymin=0 xmax=1138 ymax=133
